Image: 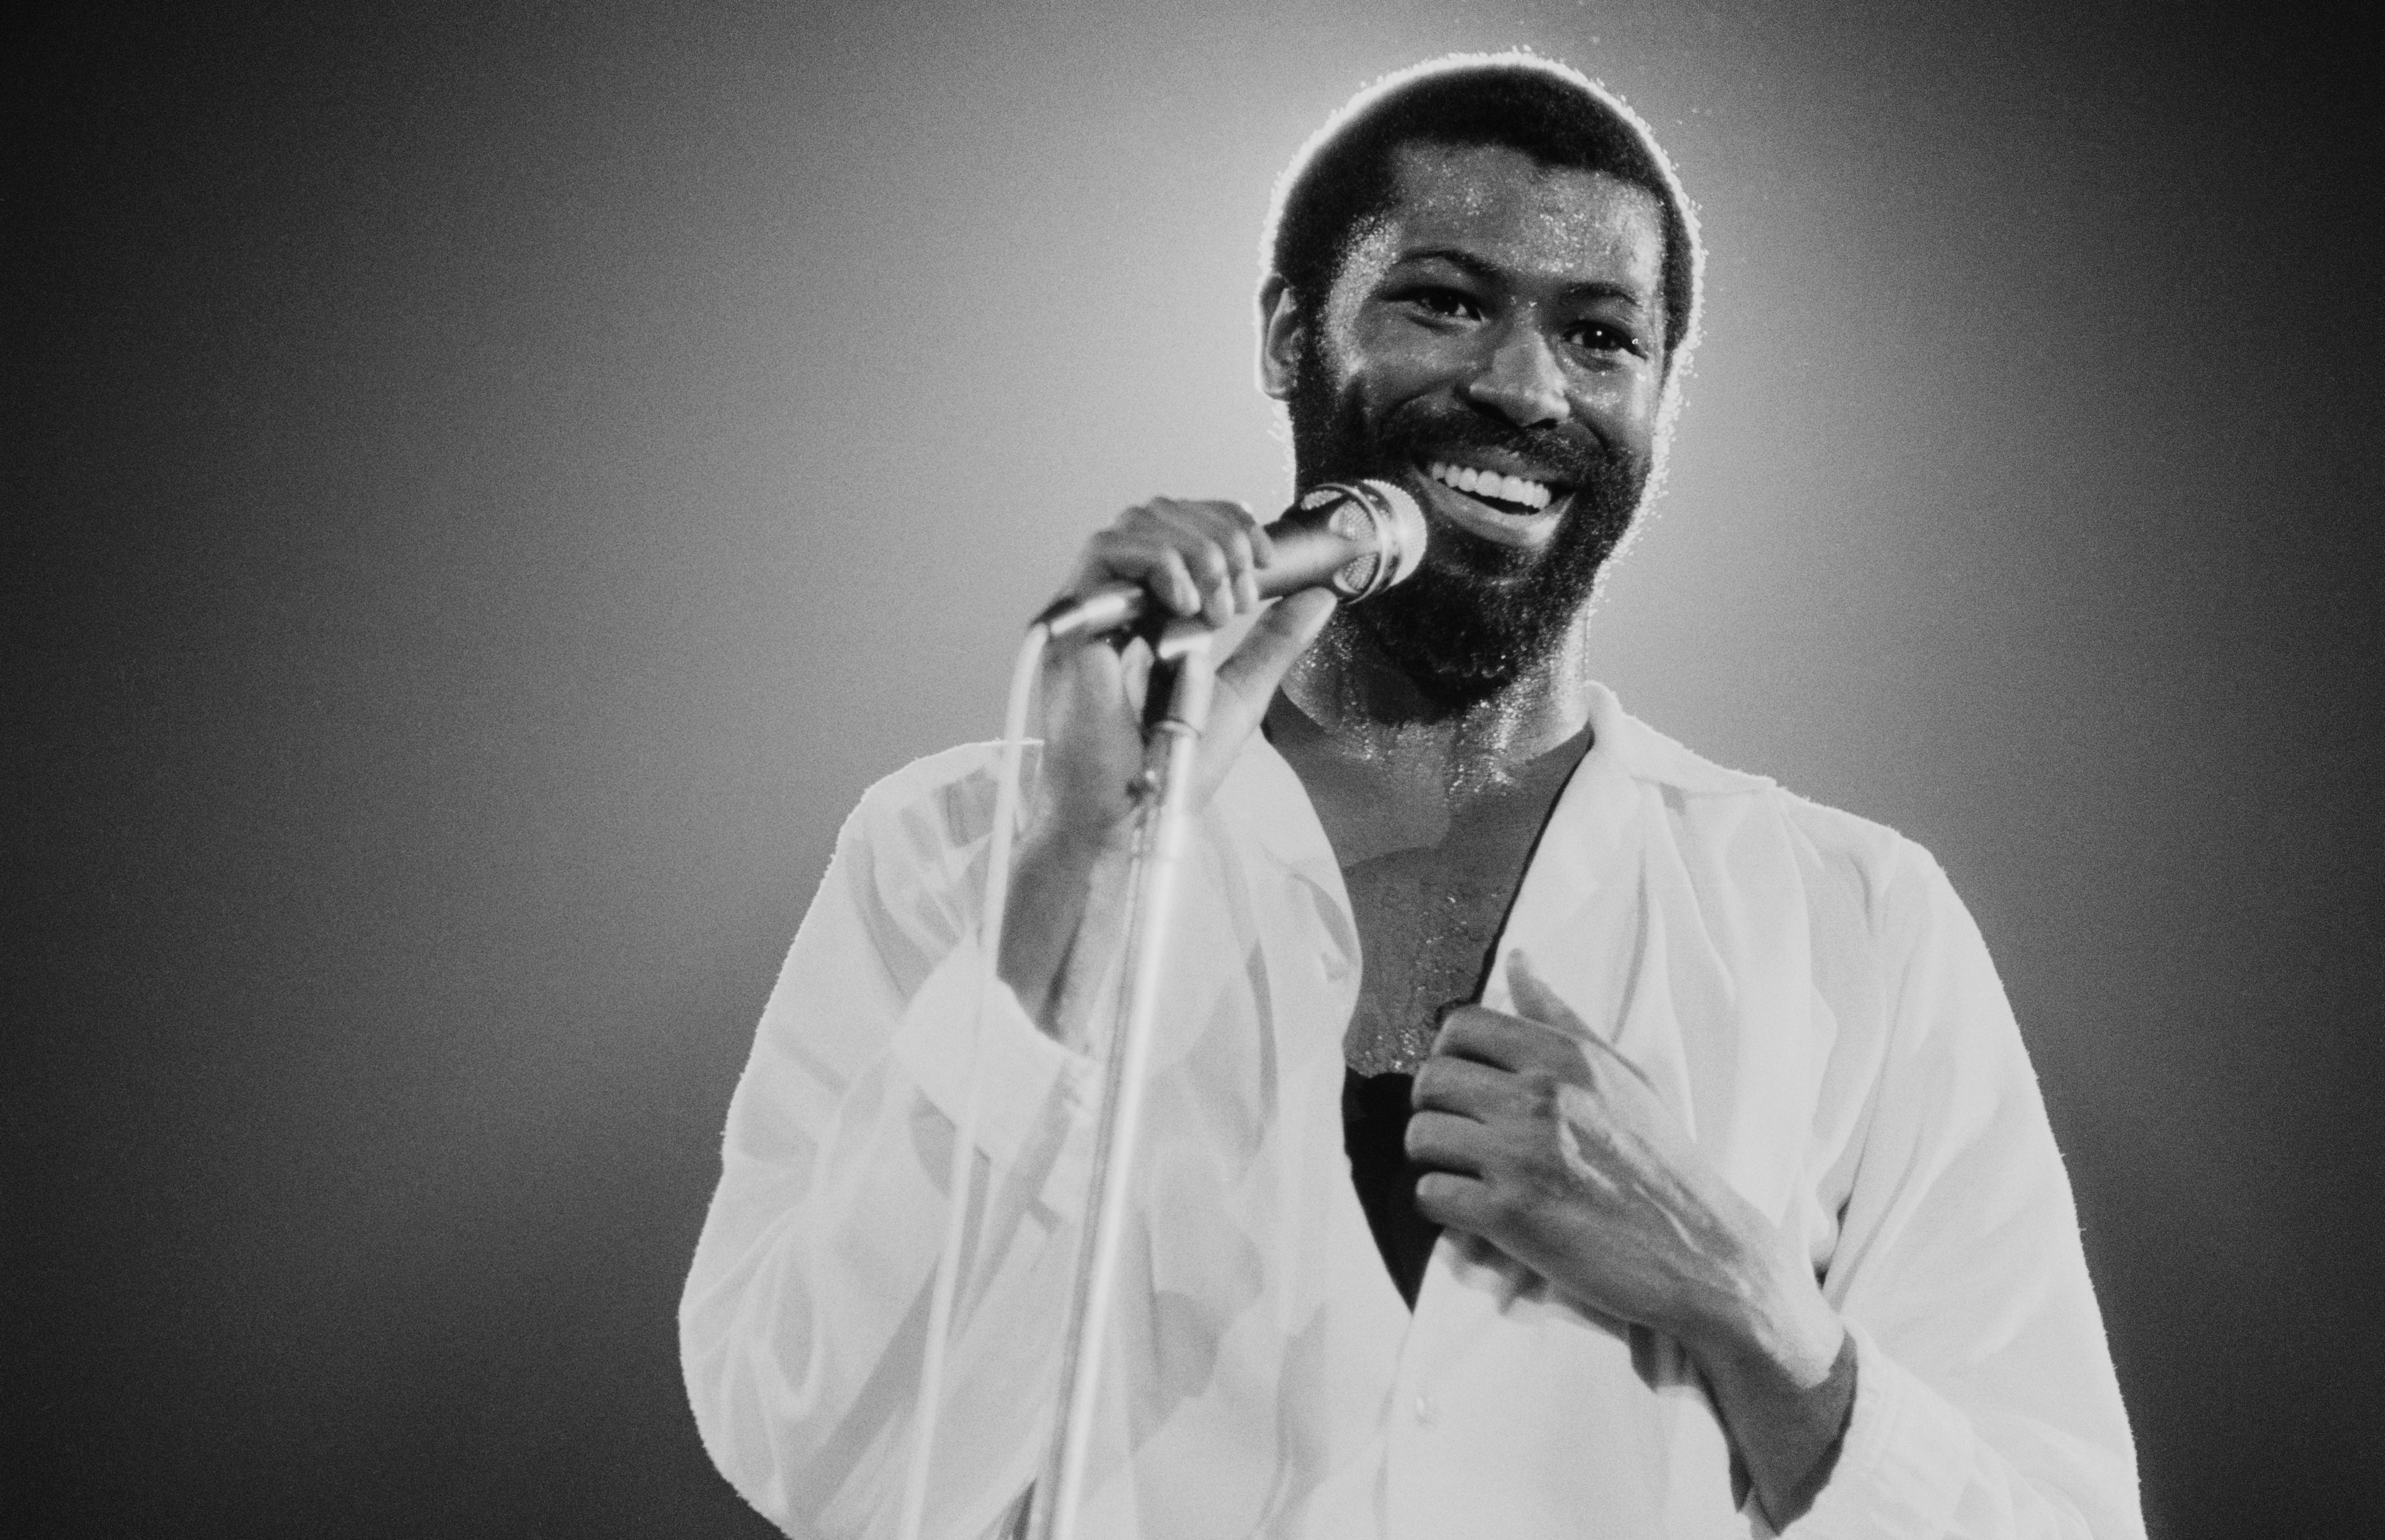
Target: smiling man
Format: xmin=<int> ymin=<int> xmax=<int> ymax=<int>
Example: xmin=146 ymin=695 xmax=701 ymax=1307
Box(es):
xmin=683 ymin=54 xmax=2144 ymax=1540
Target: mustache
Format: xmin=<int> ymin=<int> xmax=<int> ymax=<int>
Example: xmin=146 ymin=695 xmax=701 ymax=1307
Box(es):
xmin=1374 ymin=404 xmax=1622 ymax=488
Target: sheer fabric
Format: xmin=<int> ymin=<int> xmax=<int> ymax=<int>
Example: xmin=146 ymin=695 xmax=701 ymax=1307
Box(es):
xmin=680 ymin=685 xmax=2142 ymax=1539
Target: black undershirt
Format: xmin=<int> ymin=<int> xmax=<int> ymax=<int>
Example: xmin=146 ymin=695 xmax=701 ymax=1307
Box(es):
xmin=1342 ymin=1066 xmax=1441 ymax=1306
xmin=1301 ymin=717 xmax=1596 ymax=1309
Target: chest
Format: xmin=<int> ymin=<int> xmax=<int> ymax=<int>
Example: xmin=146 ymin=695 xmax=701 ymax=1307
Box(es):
xmin=1258 ymin=703 xmax=1596 ymax=1072
xmin=1337 ymin=819 xmax=1547 ymax=1073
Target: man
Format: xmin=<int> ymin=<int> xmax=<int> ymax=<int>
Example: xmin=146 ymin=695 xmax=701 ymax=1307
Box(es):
xmin=682 ymin=54 xmax=2143 ymax=1540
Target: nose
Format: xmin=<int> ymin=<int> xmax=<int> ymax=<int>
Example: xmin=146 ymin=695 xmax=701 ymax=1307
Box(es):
xmin=1463 ymin=325 xmax=1570 ymax=428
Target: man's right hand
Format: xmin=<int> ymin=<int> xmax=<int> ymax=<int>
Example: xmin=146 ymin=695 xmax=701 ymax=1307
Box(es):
xmin=998 ymin=497 xmax=1339 ymax=1028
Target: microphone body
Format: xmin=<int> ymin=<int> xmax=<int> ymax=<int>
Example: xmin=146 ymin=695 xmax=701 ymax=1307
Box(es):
xmin=1037 ymin=480 xmax=1428 ymax=641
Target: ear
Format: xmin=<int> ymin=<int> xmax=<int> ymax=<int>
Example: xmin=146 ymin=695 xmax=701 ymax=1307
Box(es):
xmin=1257 ymin=275 xmax=1304 ymax=401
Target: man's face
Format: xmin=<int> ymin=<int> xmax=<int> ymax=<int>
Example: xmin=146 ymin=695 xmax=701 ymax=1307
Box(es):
xmin=1274 ymin=142 xmax=1669 ymax=702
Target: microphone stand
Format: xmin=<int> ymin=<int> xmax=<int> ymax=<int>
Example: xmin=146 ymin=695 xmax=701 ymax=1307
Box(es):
xmin=1025 ymin=617 xmax=1216 ymax=1540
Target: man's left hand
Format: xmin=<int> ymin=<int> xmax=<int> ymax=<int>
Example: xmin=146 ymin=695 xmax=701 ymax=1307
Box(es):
xmin=1406 ymin=1000 xmax=1780 ymax=1346
xmin=1405 ymin=984 xmax=1857 ymax=1528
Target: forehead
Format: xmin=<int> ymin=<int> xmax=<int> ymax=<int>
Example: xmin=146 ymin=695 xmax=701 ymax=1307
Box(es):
xmin=1348 ymin=141 xmax=1666 ymax=299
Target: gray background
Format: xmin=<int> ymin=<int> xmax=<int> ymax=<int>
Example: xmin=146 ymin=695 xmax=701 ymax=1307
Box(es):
xmin=10 ymin=0 xmax=2377 ymax=1534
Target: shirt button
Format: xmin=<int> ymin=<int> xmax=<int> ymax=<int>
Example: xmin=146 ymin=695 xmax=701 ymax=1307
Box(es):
xmin=1412 ymin=1393 xmax=1437 ymax=1427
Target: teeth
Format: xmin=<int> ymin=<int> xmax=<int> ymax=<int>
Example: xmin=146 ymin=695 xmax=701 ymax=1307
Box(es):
xmin=1428 ymin=461 xmax=1552 ymax=512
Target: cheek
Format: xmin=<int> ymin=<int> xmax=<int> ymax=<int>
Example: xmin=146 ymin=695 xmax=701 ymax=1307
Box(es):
xmin=1335 ymin=322 xmax=1471 ymax=408
xmin=1567 ymin=371 xmax=1662 ymax=453
xmin=1308 ymin=329 xmax=1452 ymax=440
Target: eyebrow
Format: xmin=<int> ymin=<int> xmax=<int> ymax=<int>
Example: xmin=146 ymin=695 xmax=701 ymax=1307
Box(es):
xmin=1388 ymin=247 xmax=1649 ymax=310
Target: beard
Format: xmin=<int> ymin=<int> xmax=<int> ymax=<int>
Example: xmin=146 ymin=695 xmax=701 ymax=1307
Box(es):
xmin=1285 ymin=337 xmax=1648 ymax=708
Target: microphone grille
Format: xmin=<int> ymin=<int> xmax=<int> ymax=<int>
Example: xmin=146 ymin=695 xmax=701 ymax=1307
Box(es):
xmin=1359 ymin=479 xmax=1428 ymax=589
xmin=1296 ymin=479 xmax=1430 ymax=601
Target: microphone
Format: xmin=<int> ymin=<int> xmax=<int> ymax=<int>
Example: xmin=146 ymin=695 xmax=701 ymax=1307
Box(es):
xmin=1036 ymin=479 xmax=1428 ymax=640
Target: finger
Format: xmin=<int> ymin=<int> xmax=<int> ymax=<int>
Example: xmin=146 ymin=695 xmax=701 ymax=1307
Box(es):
xmin=1210 ymin=589 xmax=1337 ymax=737
xmin=1155 ymin=497 xmax=1266 ymax=569
xmin=1430 ymin=1006 xmax=1540 ymax=1071
xmin=1150 ymin=502 xmax=1258 ymax=627
xmin=1075 ymin=529 xmax=1189 ymax=613
xmin=1194 ymin=500 xmax=1267 ymax=610
xmin=1405 ymin=1108 xmax=1493 ymax=1174
xmin=1409 ymin=1054 xmax=1511 ymax=1118
xmin=1040 ymin=622 xmax=1125 ymax=701
xmin=1501 ymin=959 xmax=1660 ymax=1096
xmin=1115 ymin=634 xmax=1153 ymax=714
xmin=1217 ymin=500 xmax=1269 ymax=608
xmin=1080 ymin=533 xmax=1202 ymax=618
xmin=1146 ymin=510 xmax=1235 ymax=627
xmin=1436 ymin=1004 xmax=1597 ymax=1081
xmin=1413 ymin=1170 xmax=1495 ymax=1234
xmin=1576 ymin=1031 xmax=1658 ymax=1095
xmin=1504 ymin=957 xmax=1595 ymax=1042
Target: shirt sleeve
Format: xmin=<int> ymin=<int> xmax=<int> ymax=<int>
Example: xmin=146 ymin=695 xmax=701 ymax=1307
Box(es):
xmin=678 ymin=757 xmax=1098 ymax=1540
xmin=1791 ymin=841 xmax=2144 ymax=1540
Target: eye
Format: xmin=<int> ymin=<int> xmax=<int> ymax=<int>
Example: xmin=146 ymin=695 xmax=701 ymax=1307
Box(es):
xmin=1567 ymin=320 xmax=1648 ymax=360
xmin=1395 ymin=284 xmax=1483 ymax=323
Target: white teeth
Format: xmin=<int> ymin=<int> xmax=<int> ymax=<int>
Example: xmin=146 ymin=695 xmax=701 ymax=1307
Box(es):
xmin=1428 ymin=461 xmax=1552 ymax=512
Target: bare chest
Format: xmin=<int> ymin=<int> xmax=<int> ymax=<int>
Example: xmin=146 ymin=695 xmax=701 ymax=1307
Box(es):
xmin=1262 ymin=699 xmax=1594 ymax=1073
xmin=1339 ymin=839 xmax=1539 ymax=1073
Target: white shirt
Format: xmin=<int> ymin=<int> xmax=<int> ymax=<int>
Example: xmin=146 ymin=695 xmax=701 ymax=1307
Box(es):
xmin=680 ymin=684 xmax=2143 ymax=1540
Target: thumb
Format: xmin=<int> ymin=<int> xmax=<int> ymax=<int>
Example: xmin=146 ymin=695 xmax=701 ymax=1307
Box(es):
xmin=1506 ymin=952 xmax=1658 ymax=1093
xmin=1211 ymin=589 xmax=1338 ymax=738
xmin=1505 ymin=953 xmax=1594 ymax=1040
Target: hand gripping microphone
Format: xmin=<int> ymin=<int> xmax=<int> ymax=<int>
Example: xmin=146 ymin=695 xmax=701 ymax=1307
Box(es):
xmin=1035 ymin=480 xmax=1428 ymax=641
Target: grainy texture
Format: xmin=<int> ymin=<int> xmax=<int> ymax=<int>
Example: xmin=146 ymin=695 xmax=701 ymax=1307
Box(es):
xmin=7 ymin=1 xmax=2375 ymax=1535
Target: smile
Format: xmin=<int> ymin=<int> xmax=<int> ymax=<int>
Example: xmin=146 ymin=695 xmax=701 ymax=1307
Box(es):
xmin=1426 ymin=460 xmax=1552 ymax=510
xmin=1416 ymin=459 xmax=1568 ymax=548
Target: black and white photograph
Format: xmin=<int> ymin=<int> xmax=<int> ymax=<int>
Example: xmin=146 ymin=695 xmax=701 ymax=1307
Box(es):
xmin=10 ymin=3 xmax=2377 ymax=1536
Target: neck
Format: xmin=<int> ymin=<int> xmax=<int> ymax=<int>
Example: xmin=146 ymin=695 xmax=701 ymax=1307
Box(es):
xmin=1278 ymin=608 xmax=1594 ymax=798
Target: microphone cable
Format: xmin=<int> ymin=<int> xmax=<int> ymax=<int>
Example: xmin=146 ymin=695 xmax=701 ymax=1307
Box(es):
xmin=894 ymin=479 xmax=1420 ymax=1537
xmin=896 ymin=619 xmax=1049 ymax=1540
